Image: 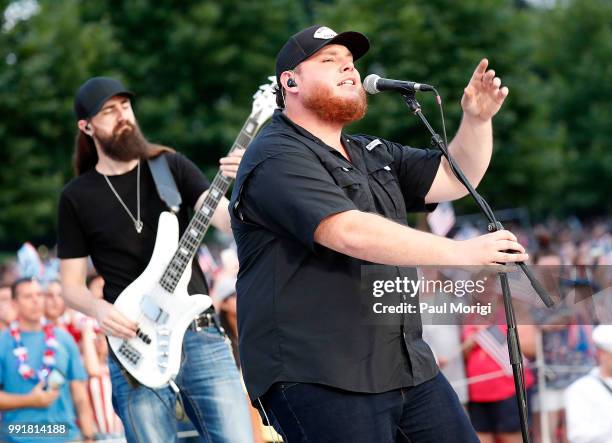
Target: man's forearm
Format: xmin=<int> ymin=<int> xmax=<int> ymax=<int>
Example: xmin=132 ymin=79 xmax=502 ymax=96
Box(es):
xmin=76 ymin=403 xmax=95 ymax=439
xmin=446 ymin=114 xmax=493 ymax=188
xmin=61 ymin=285 xmax=98 ymax=318
xmin=315 ymin=210 xmax=458 ymax=266
xmin=0 ymin=391 xmax=34 ymax=410
xmin=71 ymin=381 xmax=95 ymax=439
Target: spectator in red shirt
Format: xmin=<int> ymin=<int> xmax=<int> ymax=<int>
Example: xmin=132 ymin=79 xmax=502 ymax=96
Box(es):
xmin=463 ymin=284 xmax=537 ymax=443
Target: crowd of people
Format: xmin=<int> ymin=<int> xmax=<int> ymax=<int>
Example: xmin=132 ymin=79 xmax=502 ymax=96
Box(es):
xmin=0 ymin=267 xmax=115 ymax=442
xmin=423 ymin=218 xmax=612 ymax=443
xmin=0 ymin=216 xmax=609 ymax=442
xmin=0 ymin=244 xmax=261 ymax=443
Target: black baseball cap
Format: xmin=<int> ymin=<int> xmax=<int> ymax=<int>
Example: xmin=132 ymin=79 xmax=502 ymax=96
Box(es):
xmin=275 ymin=25 xmax=370 ymax=85
xmin=74 ymin=77 xmax=134 ymax=120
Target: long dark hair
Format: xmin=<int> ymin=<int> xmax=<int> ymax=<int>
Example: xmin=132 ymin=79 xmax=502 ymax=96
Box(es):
xmin=72 ymin=130 xmax=175 ymax=176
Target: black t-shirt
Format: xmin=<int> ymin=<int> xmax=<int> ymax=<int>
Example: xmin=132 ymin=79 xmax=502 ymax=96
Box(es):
xmin=230 ymin=110 xmax=443 ymax=401
xmin=57 ymin=152 xmax=210 ymax=304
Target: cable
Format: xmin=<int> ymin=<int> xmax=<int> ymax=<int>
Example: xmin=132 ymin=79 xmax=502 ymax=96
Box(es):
xmin=257 ymin=397 xmax=278 ymax=443
xmin=432 ymin=88 xmax=448 ymax=149
xmin=432 ymin=87 xmax=500 ymax=227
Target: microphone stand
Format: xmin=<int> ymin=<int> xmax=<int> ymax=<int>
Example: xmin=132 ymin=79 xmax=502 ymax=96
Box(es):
xmin=401 ymin=92 xmax=554 ymax=443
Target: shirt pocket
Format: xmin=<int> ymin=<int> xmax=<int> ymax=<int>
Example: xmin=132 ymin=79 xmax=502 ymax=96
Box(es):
xmin=328 ymin=165 xmax=371 ymax=212
xmin=369 ymin=165 xmax=406 ymax=220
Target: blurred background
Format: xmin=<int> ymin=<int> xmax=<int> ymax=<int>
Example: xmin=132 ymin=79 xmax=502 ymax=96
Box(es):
xmin=0 ymin=0 xmax=610 ymax=250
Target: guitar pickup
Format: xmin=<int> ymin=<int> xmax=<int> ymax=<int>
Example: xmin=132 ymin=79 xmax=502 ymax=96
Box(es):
xmin=118 ymin=341 xmax=142 ymax=367
xmin=140 ymin=295 xmax=169 ymax=324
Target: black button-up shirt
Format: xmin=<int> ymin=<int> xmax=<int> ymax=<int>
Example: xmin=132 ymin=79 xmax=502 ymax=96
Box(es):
xmin=230 ymin=110 xmax=443 ymax=401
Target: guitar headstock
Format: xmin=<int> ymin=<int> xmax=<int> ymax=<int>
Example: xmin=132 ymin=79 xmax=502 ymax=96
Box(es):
xmin=250 ymin=76 xmax=278 ymax=126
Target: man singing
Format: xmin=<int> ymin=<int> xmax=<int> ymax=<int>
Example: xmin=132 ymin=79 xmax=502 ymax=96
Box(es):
xmin=229 ymin=25 xmax=529 ymax=442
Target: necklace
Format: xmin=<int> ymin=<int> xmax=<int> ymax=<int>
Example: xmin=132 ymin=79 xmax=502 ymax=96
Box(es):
xmin=10 ymin=320 xmax=58 ymax=382
xmin=103 ymin=160 xmax=143 ymax=234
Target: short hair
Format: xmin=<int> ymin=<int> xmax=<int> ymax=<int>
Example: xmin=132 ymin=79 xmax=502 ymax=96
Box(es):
xmin=11 ymin=277 xmax=36 ymax=300
xmin=275 ymin=86 xmax=286 ymax=109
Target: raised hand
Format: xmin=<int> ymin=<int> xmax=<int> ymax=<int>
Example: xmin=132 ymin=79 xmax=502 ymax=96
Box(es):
xmin=461 ymin=59 xmax=509 ymax=122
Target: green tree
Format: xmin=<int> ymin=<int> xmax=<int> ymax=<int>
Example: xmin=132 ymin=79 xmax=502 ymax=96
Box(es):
xmin=533 ymin=0 xmax=612 ymax=216
xmin=0 ymin=0 xmax=119 ymax=244
xmin=0 ymin=0 xmax=302 ymax=245
xmin=78 ymin=0 xmax=305 ymax=173
xmin=0 ymin=0 xmax=608 ymax=247
xmin=316 ymin=0 xmax=567 ymax=217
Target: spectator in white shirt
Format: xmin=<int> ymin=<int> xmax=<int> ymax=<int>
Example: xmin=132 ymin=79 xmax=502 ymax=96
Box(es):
xmin=565 ymin=325 xmax=612 ymax=443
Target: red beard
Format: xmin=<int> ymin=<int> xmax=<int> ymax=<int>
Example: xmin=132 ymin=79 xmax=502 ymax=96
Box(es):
xmin=302 ymin=82 xmax=367 ymax=124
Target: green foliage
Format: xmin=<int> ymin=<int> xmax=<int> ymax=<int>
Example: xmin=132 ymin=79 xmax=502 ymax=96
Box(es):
xmin=78 ymin=0 xmax=307 ymax=168
xmin=0 ymin=0 xmax=118 ymax=244
xmin=0 ymin=0 xmax=302 ymax=245
xmin=532 ymin=0 xmax=612 ymax=216
xmin=0 ymin=0 xmax=609 ymax=246
xmin=315 ymin=0 xmax=569 ymax=217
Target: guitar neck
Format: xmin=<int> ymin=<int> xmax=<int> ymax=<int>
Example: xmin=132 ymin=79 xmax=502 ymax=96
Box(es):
xmin=159 ymin=116 xmax=261 ymax=293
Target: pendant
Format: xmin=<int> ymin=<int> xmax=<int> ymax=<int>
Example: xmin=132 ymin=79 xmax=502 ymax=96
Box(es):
xmin=135 ymin=220 xmax=143 ymax=234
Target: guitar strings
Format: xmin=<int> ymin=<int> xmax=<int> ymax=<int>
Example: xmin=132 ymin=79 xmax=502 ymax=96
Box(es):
xmin=120 ymin=112 xmax=266 ymax=379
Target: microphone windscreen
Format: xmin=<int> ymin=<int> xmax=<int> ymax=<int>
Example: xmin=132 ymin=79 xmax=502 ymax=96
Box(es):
xmin=363 ymin=74 xmax=381 ymax=95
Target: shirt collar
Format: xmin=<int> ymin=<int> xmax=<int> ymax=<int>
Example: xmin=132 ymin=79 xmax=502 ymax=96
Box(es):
xmin=274 ymin=110 xmax=352 ymax=150
xmin=274 ymin=110 xmax=326 ymax=146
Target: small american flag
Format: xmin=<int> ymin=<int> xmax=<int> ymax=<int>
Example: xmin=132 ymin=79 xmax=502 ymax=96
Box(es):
xmin=198 ymin=245 xmax=219 ymax=275
xmin=427 ymin=202 xmax=455 ymax=237
xmin=474 ymin=325 xmax=513 ymax=376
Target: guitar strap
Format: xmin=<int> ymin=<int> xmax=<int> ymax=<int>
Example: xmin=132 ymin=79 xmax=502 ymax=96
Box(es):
xmin=147 ymin=154 xmax=182 ymax=213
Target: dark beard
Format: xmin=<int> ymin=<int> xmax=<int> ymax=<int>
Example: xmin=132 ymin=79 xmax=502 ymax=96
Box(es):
xmin=96 ymin=121 xmax=149 ymax=162
xmin=302 ymin=83 xmax=367 ymax=124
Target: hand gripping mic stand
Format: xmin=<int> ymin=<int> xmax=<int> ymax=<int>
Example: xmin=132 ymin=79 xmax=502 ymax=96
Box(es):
xmin=401 ymin=91 xmax=554 ymax=443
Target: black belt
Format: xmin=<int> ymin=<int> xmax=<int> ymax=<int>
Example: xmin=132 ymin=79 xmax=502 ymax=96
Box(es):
xmin=188 ymin=307 xmax=217 ymax=331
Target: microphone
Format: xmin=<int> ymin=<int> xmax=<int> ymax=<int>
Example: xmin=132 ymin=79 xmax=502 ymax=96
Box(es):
xmin=363 ymin=74 xmax=434 ymax=94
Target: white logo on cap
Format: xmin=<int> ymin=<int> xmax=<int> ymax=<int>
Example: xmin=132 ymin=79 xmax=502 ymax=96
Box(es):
xmin=313 ymin=27 xmax=337 ymax=40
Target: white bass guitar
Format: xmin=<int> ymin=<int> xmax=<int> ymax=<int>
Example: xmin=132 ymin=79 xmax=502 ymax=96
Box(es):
xmin=108 ymin=78 xmax=277 ymax=388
